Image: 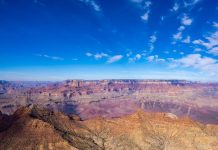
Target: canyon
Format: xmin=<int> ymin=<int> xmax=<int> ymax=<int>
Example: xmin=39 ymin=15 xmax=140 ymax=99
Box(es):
xmin=0 ymin=80 xmax=218 ymax=124
xmin=0 ymin=105 xmax=217 ymax=150
xmin=1 ymin=80 xmax=218 ymax=149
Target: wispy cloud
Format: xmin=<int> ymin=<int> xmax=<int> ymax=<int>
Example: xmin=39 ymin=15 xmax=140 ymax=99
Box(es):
xmin=173 ymin=31 xmax=182 ymax=40
xmin=172 ymin=26 xmax=185 ymax=42
xmin=85 ymin=52 xmax=109 ymax=60
xmin=194 ymin=48 xmax=202 ymax=52
xmin=141 ymin=11 xmax=149 ymax=21
xmin=130 ymin=0 xmax=143 ymax=3
xmin=170 ymin=54 xmax=218 ymax=75
xmin=147 ymin=55 xmax=165 ymax=62
xmin=35 ymin=54 xmax=64 ymax=60
xmin=107 ymin=55 xmax=123 ymax=63
xmin=178 ymin=26 xmax=185 ymax=31
xmin=182 ymin=36 xmax=191 ymax=43
xmin=213 ymin=22 xmax=218 ymax=28
xmin=86 ymin=52 xmax=123 ymax=64
xmin=184 ymin=0 xmax=201 ymax=8
xmin=148 ymin=33 xmax=157 ymax=51
xmin=172 ymin=14 xmax=192 ymax=43
xmin=180 ymin=52 xmax=185 ymax=55
xmin=193 ymin=31 xmax=218 ymax=52
xmin=131 ymin=0 xmax=152 ymax=22
xmin=94 ymin=53 xmax=108 ymax=59
xmin=79 ymin=0 xmax=101 ymax=12
xmin=128 ymin=54 xmax=142 ymax=63
xmin=181 ymin=14 xmax=192 ymax=26
xmin=209 ymin=47 xmax=218 ymax=55
xmin=33 ymin=0 xmax=45 ymax=6
xmin=193 ymin=39 xmax=210 ymax=47
xmin=85 ymin=52 xmax=93 ymax=57
xmin=131 ymin=0 xmax=151 ymax=8
xmin=141 ymin=1 xmax=152 ymax=22
xmin=126 ymin=50 xmax=133 ymax=57
xmin=171 ymin=2 xmax=179 ymax=12
xmin=149 ymin=34 xmax=157 ymax=43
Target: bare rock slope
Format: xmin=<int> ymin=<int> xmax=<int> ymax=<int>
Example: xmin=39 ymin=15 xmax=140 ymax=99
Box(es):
xmin=0 ymin=105 xmax=218 ymax=150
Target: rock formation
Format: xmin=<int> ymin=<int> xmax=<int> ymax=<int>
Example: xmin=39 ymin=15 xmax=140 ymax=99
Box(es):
xmin=0 ymin=105 xmax=217 ymax=150
xmin=0 ymin=80 xmax=218 ymax=124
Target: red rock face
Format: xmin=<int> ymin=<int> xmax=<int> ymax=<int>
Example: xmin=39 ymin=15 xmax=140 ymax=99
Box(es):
xmin=0 ymin=80 xmax=218 ymax=124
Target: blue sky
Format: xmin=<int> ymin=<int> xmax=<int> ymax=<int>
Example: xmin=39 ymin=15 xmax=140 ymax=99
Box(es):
xmin=0 ymin=0 xmax=218 ymax=81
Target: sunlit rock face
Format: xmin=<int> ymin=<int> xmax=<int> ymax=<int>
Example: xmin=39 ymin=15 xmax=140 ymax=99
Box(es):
xmin=0 ymin=105 xmax=218 ymax=150
xmin=0 ymin=80 xmax=218 ymax=124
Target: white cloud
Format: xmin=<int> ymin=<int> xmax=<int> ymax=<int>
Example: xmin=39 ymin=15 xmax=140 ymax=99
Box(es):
xmin=141 ymin=11 xmax=149 ymax=21
xmin=178 ymin=26 xmax=185 ymax=31
xmin=147 ymin=55 xmax=155 ymax=62
xmin=136 ymin=54 xmax=141 ymax=59
xmin=79 ymin=0 xmax=101 ymax=12
xmin=181 ymin=14 xmax=192 ymax=26
xmin=171 ymin=2 xmax=179 ymax=11
xmin=150 ymin=34 xmax=157 ymax=43
xmin=193 ymin=39 xmax=210 ymax=48
xmin=208 ymin=47 xmax=218 ymax=55
xmin=90 ymin=0 xmax=100 ymax=11
xmin=132 ymin=0 xmax=152 ymax=21
xmin=172 ymin=26 xmax=187 ymax=43
xmin=173 ymin=31 xmax=182 ymax=40
xmin=129 ymin=54 xmax=142 ymax=62
xmin=36 ymin=54 xmax=64 ymax=60
xmin=144 ymin=1 xmax=152 ymax=8
xmin=130 ymin=0 xmax=143 ymax=3
xmin=157 ymin=59 xmax=166 ymax=62
xmin=86 ymin=52 xmax=124 ymax=63
xmin=107 ymin=55 xmax=123 ymax=63
xmin=130 ymin=0 xmax=152 ymax=9
xmin=182 ymin=36 xmax=191 ymax=43
xmin=148 ymin=33 xmax=157 ymax=51
xmin=172 ymin=54 xmax=218 ymax=74
xmin=85 ymin=52 xmax=93 ymax=57
xmin=193 ymin=31 xmax=218 ymax=49
xmin=147 ymin=55 xmax=165 ymax=62
xmin=194 ymin=48 xmax=202 ymax=52
xmin=149 ymin=45 xmax=154 ymax=51
xmin=213 ymin=22 xmax=218 ymax=28
xmin=126 ymin=51 xmax=133 ymax=57
xmin=176 ymin=54 xmax=216 ymax=67
xmin=205 ymin=31 xmax=218 ymax=48
xmin=184 ymin=0 xmax=201 ymax=8
xmin=86 ymin=52 xmax=109 ymax=60
xmin=94 ymin=53 xmax=108 ymax=59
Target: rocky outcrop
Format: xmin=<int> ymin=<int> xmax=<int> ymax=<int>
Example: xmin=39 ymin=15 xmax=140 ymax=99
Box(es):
xmin=0 ymin=110 xmax=13 ymax=132
xmin=0 ymin=106 xmax=217 ymax=150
